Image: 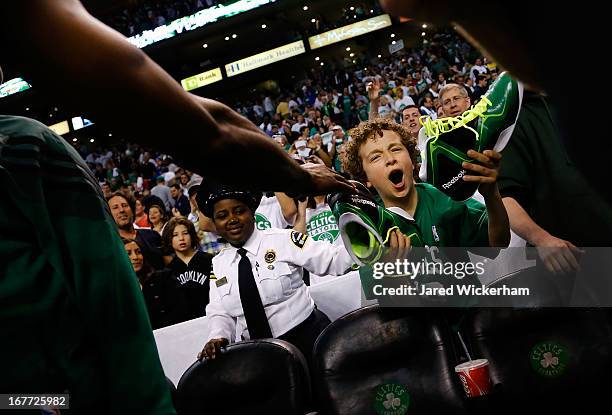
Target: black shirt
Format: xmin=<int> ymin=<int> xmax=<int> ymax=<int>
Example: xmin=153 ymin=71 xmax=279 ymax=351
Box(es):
xmin=141 ymin=270 xmax=189 ymax=329
xmin=168 ymin=251 xmax=213 ymax=320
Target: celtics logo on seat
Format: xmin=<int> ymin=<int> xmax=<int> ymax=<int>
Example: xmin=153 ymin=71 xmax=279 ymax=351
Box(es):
xmin=529 ymin=341 xmax=569 ymax=378
xmin=255 ymin=213 xmax=272 ymax=230
xmin=307 ymin=210 xmax=339 ymax=243
xmin=373 ymin=383 xmax=410 ymax=415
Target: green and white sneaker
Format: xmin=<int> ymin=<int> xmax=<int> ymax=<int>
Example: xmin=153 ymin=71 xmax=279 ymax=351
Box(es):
xmin=327 ymin=181 xmax=424 ymax=266
xmin=419 ymin=72 xmax=523 ymax=201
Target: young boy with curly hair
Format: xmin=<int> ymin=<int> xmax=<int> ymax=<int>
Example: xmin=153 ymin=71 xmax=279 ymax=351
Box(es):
xmin=342 ymin=118 xmax=510 ymax=248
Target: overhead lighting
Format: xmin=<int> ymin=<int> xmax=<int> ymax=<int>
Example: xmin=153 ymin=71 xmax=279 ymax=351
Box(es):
xmin=232 ymin=33 xmax=237 ymax=38
xmin=303 ymin=5 xmax=308 ymax=10
xmin=352 ymin=59 xmax=356 ymax=63
xmin=422 ymin=23 xmax=428 ymax=29
xmin=320 ymin=62 xmax=324 ymax=66
xmin=370 ymin=9 xmax=374 ymax=13
xmin=346 ymin=46 xmax=351 ymax=51
xmin=108 ymin=133 xmax=113 ymax=137
xmin=90 ymin=138 xmax=95 ymax=143
xmin=390 ymin=33 xmax=395 ymax=38
xmin=349 ymin=52 xmax=355 ymax=57
xmin=353 ymin=15 xmax=357 ymax=19
xmin=72 ymin=138 xmax=77 ymax=142
xmin=421 ymin=32 xmax=426 ymax=36
xmin=350 ymin=6 xmax=355 ymax=10
xmin=261 ymin=24 xmax=267 ymax=29
xmin=315 ymin=56 xmax=320 ymax=61
xmin=392 ymin=40 xmax=396 ymax=45
xmin=202 ymin=43 xmax=208 ymax=48
xmin=311 ymin=18 xmax=316 ymax=23
xmin=225 ymin=36 xmax=229 ymax=40
xmin=377 ymin=54 xmax=382 ymax=58
xmin=25 ymin=107 xmax=29 ymax=111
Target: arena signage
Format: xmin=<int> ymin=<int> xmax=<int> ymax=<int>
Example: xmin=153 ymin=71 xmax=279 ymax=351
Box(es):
xmin=225 ymin=40 xmax=306 ymax=77
xmin=127 ymin=0 xmax=276 ymax=49
xmin=308 ymin=14 xmax=392 ymax=50
xmin=48 ymin=120 xmax=70 ymax=136
xmin=389 ymin=39 xmax=405 ymax=54
xmin=181 ymin=68 xmax=223 ymax=91
xmin=0 ymin=78 xmax=32 ymax=98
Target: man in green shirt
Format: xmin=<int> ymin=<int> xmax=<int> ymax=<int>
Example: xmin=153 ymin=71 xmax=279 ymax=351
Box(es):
xmin=0 ymin=115 xmax=175 ymax=413
xmin=498 ymin=93 xmax=612 ymax=271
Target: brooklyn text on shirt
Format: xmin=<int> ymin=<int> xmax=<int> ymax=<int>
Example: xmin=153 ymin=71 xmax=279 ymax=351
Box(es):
xmin=177 ymin=270 xmax=209 ymax=285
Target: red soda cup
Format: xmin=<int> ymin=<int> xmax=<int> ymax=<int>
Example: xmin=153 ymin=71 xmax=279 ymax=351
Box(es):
xmin=454 ymin=359 xmax=492 ymax=397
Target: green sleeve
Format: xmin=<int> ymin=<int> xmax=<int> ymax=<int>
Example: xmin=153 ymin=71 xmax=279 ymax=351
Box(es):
xmin=497 ymin=118 xmax=535 ymax=210
xmin=60 ymin=215 xmax=175 ymax=413
xmin=458 ymin=198 xmax=490 ymax=247
xmin=37 ymin=129 xmax=175 ymax=413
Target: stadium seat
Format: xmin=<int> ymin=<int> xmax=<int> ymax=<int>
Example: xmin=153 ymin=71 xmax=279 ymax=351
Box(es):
xmin=312 ymin=306 xmax=468 ymax=415
xmin=176 ymin=339 xmax=311 ymax=415
xmin=482 ymin=266 xmax=565 ymax=307
xmin=485 ymin=260 xmax=601 ymax=307
xmin=462 ymin=307 xmax=612 ymax=412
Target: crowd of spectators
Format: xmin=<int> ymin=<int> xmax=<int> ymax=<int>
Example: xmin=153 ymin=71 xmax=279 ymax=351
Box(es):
xmin=233 ymin=30 xmax=496 ymax=165
xmin=103 ymin=0 xmax=383 ymax=39
xmin=103 ymin=0 xmax=222 ymax=37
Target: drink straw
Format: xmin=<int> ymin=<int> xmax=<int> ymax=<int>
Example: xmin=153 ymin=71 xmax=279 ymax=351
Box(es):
xmin=457 ymin=331 xmax=472 ymax=361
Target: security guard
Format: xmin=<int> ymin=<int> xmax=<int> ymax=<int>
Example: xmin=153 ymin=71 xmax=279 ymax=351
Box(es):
xmin=196 ymin=182 xmax=354 ymax=365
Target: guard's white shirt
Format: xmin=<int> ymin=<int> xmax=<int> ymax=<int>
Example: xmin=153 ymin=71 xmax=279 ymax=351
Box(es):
xmin=205 ymin=228 xmax=354 ymax=342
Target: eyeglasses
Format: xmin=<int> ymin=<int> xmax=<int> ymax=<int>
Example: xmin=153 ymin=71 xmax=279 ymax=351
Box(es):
xmin=442 ymin=96 xmax=468 ymax=107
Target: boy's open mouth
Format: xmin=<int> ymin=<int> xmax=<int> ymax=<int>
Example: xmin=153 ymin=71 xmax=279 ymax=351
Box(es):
xmin=388 ymin=169 xmax=405 ymax=189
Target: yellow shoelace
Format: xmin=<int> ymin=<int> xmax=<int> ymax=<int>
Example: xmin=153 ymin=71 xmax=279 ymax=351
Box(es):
xmin=420 ymin=96 xmax=492 ymax=140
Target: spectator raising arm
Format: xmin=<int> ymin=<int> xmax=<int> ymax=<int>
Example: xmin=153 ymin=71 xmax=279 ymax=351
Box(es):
xmin=0 ymin=0 xmax=353 ymax=196
xmin=366 ymin=78 xmax=381 ymax=120
xmin=275 ymin=192 xmax=298 ymax=226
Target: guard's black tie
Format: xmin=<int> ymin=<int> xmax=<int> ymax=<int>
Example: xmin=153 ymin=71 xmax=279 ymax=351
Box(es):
xmin=238 ymin=248 xmax=272 ymax=339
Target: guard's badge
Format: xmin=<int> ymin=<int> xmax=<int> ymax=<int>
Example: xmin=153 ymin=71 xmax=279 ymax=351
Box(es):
xmin=210 ymin=273 xmax=217 ymax=281
xmin=264 ymin=249 xmax=277 ymax=264
xmin=216 ymin=276 xmax=228 ymax=287
xmin=290 ymin=231 xmax=308 ymax=249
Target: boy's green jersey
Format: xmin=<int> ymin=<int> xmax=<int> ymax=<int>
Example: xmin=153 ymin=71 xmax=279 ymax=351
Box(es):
xmin=398 ymin=182 xmax=489 ymax=247
xmin=359 ymin=183 xmax=490 ymax=300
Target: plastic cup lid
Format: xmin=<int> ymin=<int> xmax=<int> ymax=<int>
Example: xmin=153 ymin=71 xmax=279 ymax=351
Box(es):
xmin=455 ymin=359 xmax=489 ymax=372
